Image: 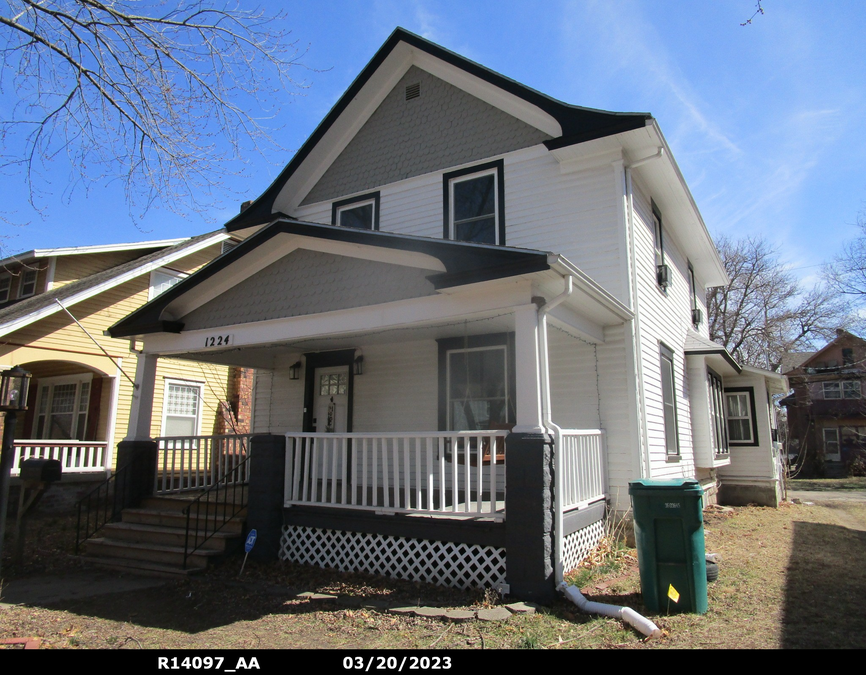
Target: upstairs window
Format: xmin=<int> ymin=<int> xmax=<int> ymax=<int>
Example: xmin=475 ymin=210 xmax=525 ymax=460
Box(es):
xmin=725 ymin=388 xmax=758 ymax=446
xmin=823 ymin=381 xmax=860 ymax=399
xmin=652 ymin=202 xmax=669 ymax=290
xmin=332 ymin=192 xmax=379 ymax=231
xmin=443 ymin=160 xmax=505 ymax=245
xmin=0 ymin=276 xmax=10 ymax=303
xmin=842 ymin=348 xmax=854 ymax=366
xmin=18 ymin=269 xmax=37 ymax=298
xmin=688 ymin=263 xmax=702 ymax=326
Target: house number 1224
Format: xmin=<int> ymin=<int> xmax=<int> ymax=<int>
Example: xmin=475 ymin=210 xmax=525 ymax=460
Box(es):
xmin=203 ymin=334 xmax=232 ymax=348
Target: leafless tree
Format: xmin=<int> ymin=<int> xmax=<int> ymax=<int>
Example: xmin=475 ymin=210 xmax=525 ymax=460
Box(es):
xmin=708 ymin=235 xmax=852 ymax=368
xmin=0 ymin=0 xmax=308 ymax=225
xmin=824 ymin=213 xmax=866 ymax=302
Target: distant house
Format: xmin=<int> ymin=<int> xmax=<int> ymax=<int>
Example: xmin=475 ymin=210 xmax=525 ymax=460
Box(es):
xmin=0 ymin=232 xmax=251 ymax=505
xmin=781 ymin=329 xmax=866 ymax=476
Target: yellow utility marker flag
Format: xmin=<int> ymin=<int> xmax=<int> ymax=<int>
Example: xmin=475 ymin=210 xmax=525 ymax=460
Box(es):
xmin=667 ymin=584 xmax=680 ymax=603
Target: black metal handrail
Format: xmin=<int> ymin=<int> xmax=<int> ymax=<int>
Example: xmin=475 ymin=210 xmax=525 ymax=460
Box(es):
xmin=75 ymin=449 xmax=149 ymax=554
xmin=182 ymin=452 xmax=251 ymax=569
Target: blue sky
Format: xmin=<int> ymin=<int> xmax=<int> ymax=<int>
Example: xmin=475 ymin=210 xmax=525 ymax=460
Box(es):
xmin=3 ymin=0 xmax=865 ymax=287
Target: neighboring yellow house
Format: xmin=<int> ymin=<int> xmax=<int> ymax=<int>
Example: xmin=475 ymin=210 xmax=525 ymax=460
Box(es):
xmin=0 ymin=231 xmax=248 ymax=486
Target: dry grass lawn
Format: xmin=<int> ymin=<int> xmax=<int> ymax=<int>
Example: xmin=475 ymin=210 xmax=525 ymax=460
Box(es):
xmin=1 ymin=498 xmax=865 ymax=651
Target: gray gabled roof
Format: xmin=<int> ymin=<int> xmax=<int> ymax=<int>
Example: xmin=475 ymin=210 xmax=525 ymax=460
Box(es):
xmin=0 ymin=231 xmax=227 ymax=338
xmin=225 ymin=27 xmax=651 ymax=233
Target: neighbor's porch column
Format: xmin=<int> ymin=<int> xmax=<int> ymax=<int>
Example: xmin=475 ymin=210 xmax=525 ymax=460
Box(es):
xmin=115 ymin=351 xmax=159 ymax=505
xmin=512 ymin=304 xmax=544 ymax=434
xmin=125 ymin=352 xmax=158 ymax=441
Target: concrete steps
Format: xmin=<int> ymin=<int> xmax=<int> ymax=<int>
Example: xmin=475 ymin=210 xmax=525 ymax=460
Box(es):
xmin=82 ymin=494 xmax=247 ymax=576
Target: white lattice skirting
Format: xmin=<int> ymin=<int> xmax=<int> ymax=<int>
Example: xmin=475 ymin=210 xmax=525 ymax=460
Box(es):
xmin=280 ymin=525 xmax=507 ymax=590
xmin=561 ymin=519 xmax=605 ymax=574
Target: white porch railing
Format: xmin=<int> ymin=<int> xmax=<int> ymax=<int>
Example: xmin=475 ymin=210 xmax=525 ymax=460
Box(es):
xmin=11 ymin=440 xmax=108 ymax=476
xmin=155 ymin=434 xmax=254 ymax=494
xmin=559 ymin=429 xmax=607 ymax=511
xmin=285 ymin=431 xmax=507 ymax=520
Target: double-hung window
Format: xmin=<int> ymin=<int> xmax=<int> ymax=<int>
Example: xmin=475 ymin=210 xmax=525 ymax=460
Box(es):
xmin=161 ymin=380 xmax=203 ymax=437
xmin=33 ymin=374 xmax=92 ymax=440
xmin=332 ymin=192 xmax=379 ymax=231
xmin=0 ymin=276 xmax=10 ymax=303
xmin=443 ymin=160 xmax=505 ymax=245
xmin=659 ymin=343 xmax=679 ymax=456
xmin=823 ymin=381 xmax=860 ymax=399
xmin=725 ymin=388 xmax=758 ymax=445
xmin=438 ymin=334 xmax=515 ymax=431
xmin=707 ymin=369 xmax=729 ymax=457
xmin=18 ymin=269 xmax=37 ymax=298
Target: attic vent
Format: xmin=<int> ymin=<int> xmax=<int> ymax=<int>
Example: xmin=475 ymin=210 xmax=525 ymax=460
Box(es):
xmin=221 ymin=240 xmax=239 ymax=255
xmin=405 ymin=82 xmax=421 ymax=100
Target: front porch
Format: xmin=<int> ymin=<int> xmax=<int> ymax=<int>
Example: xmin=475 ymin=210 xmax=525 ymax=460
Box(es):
xmin=101 ymin=220 xmax=633 ymax=600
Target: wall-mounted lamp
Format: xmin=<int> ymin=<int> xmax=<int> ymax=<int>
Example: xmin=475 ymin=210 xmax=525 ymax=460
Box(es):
xmin=289 ymin=361 xmax=302 ymax=380
xmin=0 ymin=365 xmax=31 ymax=575
xmin=354 ymin=355 xmax=364 ymax=376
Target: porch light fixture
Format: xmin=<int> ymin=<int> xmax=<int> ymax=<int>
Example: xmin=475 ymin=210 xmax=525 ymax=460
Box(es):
xmin=289 ymin=361 xmax=302 ymax=380
xmin=0 ymin=365 xmax=30 ymax=412
xmin=354 ymin=355 xmax=364 ymax=376
xmin=0 ymin=365 xmax=30 ymax=575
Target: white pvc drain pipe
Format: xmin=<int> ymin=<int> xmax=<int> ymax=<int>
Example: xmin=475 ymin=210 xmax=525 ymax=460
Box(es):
xmin=559 ymin=583 xmax=661 ymax=638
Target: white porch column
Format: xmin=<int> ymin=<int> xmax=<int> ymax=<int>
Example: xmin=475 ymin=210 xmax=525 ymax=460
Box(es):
xmin=125 ymin=352 xmax=158 ymax=441
xmin=512 ymin=304 xmax=545 ymax=434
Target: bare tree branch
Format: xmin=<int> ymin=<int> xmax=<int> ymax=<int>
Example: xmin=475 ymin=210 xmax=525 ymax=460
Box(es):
xmin=0 ymin=0 xmax=310 ymax=229
xmin=708 ymin=235 xmax=853 ymax=368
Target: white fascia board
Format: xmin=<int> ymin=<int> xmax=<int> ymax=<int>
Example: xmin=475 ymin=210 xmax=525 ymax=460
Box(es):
xmin=143 ymin=283 xmax=533 ymax=356
xmin=160 ymin=232 xmax=446 ymax=322
xmin=638 ymin=122 xmax=728 ymax=287
xmin=548 ymin=255 xmax=634 ymax=322
xmin=0 ymin=233 xmax=228 ymax=338
xmin=0 ymin=238 xmax=189 ymax=268
xmin=276 ymin=48 xmax=414 ymax=214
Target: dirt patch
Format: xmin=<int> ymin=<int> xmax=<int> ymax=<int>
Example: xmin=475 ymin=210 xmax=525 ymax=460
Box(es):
xmin=2 ymin=502 xmax=865 ymax=649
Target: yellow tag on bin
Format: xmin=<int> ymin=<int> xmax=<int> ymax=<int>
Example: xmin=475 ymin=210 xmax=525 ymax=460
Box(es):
xmin=667 ymin=584 xmax=680 ymax=603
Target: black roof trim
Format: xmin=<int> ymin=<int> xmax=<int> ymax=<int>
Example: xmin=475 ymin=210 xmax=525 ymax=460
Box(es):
xmin=109 ymin=218 xmax=550 ymax=339
xmin=225 ymin=27 xmax=651 ymax=233
xmin=684 ymin=347 xmax=743 ymax=375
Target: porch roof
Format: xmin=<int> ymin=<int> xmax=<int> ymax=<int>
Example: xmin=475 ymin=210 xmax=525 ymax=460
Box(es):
xmin=683 ymin=331 xmax=742 ymax=375
xmin=108 ymin=218 xmax=553 ymax=339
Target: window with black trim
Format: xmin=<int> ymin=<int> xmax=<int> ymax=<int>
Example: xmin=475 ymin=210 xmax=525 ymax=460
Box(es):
xmin=725 ymin=387 xmax=758 ymax=446
xmin=18 ymin=269 xmax=37 ymax=298
xmin=443 ymin=160 xmax=505 ymax=245
xmin=437 ymin=333 xmax=515 ymax=431
xmin=688 ymin=263 xmax=701 ymax=327
xmin=707 ymin=369 xmax=729 ymax=457
xmin=660 ymin=343 xmax=679 ymax=456
xmin=331 ymin=192 xmax=380 ymax=230
xmin=652 ymin=202 xmax=670 ymax=291
xmin=0 ymin=276 xmax=10 ymax=303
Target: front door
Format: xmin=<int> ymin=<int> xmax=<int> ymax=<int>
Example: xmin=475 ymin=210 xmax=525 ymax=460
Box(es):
xmin=312 ymin=366 xmax=349 ymax=433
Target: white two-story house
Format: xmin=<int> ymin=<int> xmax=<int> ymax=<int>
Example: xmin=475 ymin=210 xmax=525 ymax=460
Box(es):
xmin=104 ymin=29 xmax=785 ymax=600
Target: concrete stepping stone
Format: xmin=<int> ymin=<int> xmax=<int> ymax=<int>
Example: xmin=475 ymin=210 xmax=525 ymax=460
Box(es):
xmin=477 ymin=607 xmax=511 ymax=622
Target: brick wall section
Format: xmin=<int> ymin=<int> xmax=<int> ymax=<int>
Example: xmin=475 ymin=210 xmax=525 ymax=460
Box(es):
xmin=219 ymin=367 xmax=254 ymax=434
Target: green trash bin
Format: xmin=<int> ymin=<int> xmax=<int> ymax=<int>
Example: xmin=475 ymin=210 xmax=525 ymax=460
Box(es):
xmin=628 ymin=478 xmax=707 ymax=615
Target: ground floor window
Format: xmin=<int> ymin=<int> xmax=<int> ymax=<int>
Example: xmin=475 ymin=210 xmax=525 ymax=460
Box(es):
xmin=161 ymin=380 xmax=203 ymax=437
xmin=725 ymin=387 xmax=758 ymax=446
xmin=437 ymin=334 xmax=515 ymax=431
xmin=659 ymin=343 xmax=679 ymax=456
xmin=708 ymin=369 xmax=729 ymax=457
xmin=823 ymin=428 xmax=840 ymax=459
xmin=33 ymin=374 xmax=92 ymax=440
